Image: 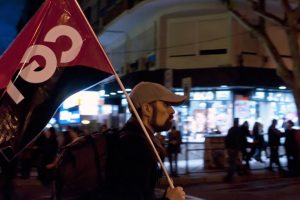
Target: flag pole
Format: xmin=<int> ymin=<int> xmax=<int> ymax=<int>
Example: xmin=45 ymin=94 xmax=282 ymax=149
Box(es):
xmin=73 ymin=0 xmax=174 ymax=189
xmin=114 ymin=75 xmax=175 ymax=188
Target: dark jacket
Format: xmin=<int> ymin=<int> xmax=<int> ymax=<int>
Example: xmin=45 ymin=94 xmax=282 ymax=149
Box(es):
xmin=225 ymin=126 xmax=242 ymax=150
xmin=106 ymin=118 xmax=167 ymax=200
xmin=268 ymin=125 xmax=282 ymax=147
xmin=284 ymin=128 xmax=297 ymax=156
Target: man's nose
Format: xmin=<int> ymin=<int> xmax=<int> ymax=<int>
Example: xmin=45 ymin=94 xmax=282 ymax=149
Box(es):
xmin=169 ymin=106 xmax=175 ymax=114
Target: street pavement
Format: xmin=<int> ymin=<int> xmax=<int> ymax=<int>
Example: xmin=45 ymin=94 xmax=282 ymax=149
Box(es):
xmin=0 ymin=156 xmax=290 ymax=200
xmin=183 ymin=176 xmax=300 ymax=200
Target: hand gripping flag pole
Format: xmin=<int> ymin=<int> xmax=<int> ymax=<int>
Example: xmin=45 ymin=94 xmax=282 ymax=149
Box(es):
xmin=72 ymin=0 xmax=175 ymax=189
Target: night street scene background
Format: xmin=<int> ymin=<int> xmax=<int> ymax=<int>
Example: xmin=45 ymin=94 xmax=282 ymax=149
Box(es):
xmin=1 ymin=0 xmax=300 ymax=200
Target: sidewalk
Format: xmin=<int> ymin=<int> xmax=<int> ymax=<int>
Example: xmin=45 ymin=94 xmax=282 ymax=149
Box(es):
xmin=159 ymin=156 xmax=287 ymax=186
xmin=0 ymin=157 xmax=285 ymax=200
xmin=12 ymin=156 xmax=287 ymax=187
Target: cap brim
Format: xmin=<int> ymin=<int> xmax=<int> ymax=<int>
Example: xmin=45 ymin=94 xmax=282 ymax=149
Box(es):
xmin=160 ymin=94 xmax=187 ymax=106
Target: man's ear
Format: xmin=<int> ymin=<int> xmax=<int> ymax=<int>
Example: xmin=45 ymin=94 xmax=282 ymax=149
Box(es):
xmin=141 ymin=103 xmax=153 ymax=117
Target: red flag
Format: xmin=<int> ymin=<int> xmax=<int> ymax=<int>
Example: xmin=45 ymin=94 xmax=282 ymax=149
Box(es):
xmin=0 ymin=0 xmax=114 ymax=160
xmin=0 ymin=0 xmax=114 ymax=95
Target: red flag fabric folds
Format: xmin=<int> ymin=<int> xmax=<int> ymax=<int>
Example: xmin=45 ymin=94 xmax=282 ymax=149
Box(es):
xmin=0 ymin=0 xmax=113 ymax=90
xmin=0 ymin=0 xmax=114 ymax=161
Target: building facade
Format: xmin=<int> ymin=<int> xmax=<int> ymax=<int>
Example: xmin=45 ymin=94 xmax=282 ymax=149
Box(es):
xmin=90 ymin=0 xmax=297 ymax=137
xmin=25 ymin=0 xmax=294 ymax=138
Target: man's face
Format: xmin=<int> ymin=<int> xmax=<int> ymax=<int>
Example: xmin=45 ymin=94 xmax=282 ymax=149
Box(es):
xmin=149 ymin=100 xmax=175 ymax=132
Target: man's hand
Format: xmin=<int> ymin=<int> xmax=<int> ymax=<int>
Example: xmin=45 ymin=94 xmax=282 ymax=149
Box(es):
xmin=166 ymin=186 xmax=185 ymax=200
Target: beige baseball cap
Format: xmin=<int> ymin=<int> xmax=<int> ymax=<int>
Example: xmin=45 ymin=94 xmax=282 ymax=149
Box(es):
xmin=129 ymin=82 xmax=187 ymax=109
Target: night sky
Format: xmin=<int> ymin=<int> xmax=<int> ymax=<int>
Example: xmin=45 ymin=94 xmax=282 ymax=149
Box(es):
xmin=0 ymin=0 xmax=25 ymax=54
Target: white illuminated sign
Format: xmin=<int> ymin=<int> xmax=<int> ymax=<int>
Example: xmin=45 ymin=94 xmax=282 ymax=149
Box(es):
xmin=63 ymin=93 xmax=80 ymax=109
xmin=59 ymin=110 xmax=80 ymax=124
xmin=79 ymin=105 xmax=99 ymax=115
xmin=252 ymin=91 xmax=265 ymax=100
xmin=192 ymin=92 xmax=214 ymax=100
xmin=216 ymin=91 xmax=231 ymax=100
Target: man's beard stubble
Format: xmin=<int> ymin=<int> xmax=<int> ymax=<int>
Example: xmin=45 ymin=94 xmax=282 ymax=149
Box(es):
xmin=150 ymin=104 xmax=173 ymax=132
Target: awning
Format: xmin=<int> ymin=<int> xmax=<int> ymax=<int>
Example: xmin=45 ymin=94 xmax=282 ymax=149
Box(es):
xmin=99 ymin=67 xmax=285 ymax=93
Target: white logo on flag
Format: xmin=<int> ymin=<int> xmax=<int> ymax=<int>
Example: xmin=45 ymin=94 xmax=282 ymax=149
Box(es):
xmin=7 ymin=25 xmax=83 ymax=104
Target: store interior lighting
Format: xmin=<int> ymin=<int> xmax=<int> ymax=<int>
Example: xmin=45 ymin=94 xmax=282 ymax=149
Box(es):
xmin=81 ymin=120 xmax=90 ymax=125
xmin=99 ymin=90 xmax=105 ymax=96
xmin=279 ymin=86 xmax=287 ymax=90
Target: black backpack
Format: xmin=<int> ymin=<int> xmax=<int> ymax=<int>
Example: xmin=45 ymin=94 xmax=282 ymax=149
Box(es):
xmin=55 ymin=129 xmax=119 ymax=200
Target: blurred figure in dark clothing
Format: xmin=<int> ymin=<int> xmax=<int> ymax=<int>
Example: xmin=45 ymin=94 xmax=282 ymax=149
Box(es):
xmin=0 ymin=159 xmax=18 ymax=200
xmin=284 ymin=120 xmax=298 ymax=174
xmin=19 ymin=143 xmax=35 ymax=179
xmin=267 ymin=119 xmax=284 ymax=172
xmin=99 ymin=124 xmax=108 ymax=134
xmin=224 ymin=118 xmax=249 ymax=182
xmin=167 ymin=126 xmax=182 ymax=177
xmin=240 ymin=121 xmax=252 ymax=169
xmin=36 ymin=127 xmax=58 ymax=186
xmin=66 ymin=126 xmax=80 ymax=143
xmin=252 ymin=122 xmax=266 ymax=163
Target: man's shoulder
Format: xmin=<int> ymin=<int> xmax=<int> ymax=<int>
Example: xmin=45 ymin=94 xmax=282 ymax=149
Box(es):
xmin=118 ymin=127 xmax=146 ymax=146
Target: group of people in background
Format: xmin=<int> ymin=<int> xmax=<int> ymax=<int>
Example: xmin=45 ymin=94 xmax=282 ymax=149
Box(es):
xmin=16 ymin=121 xmax=183 ymax=195
xmin=18 ymin=124 xmax=109 ymax=184
xmin=224 ymin=118 xmax=300 ymax=182
xmin=17 ymin=116 xmax=300 ymax=186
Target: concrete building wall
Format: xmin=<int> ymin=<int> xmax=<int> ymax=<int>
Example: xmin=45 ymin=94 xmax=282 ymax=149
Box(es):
xmin=165 ymin=13 xmax=231 ymax=69
xmin=102 ymin=1 xmax=292 ymax=73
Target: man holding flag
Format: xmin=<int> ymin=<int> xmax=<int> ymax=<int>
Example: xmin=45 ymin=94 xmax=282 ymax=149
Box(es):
xmin=105 ymin=82 xmax=186 ymax=200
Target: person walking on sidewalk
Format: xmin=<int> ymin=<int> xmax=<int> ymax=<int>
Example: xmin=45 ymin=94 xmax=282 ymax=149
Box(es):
xmin=224 ymin=118 xmax=249 ymax=182
xmin=105 ymin=82 xmax=187 ymax=200
xmin=267 ymin=119 xmax=284 ymax=172
xmin=284 ymin=120 xmax=298 ymax=174
xmin=167 ymin=126 xmax=182 ymax=177
xmin=252 ymin=122 xmax=266 ymax=163
xmin=240 ymin=121 xmax=253 ymax=169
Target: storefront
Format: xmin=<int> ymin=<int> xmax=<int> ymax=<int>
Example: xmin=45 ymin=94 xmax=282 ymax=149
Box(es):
xmin=48 ymin=86 xmax=297 ymax=143
xmin=115 ymin=86 xmax=297 ymax=142
xmin=49 ymin=67 xmax=298 ymax=141
xmin=48 ymin=91 xmax=110 ymax=132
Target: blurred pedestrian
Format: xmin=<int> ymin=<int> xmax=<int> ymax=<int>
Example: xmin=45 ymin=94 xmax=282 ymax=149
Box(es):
xmin=167 ymin=126 xmax=182 ymax=177
xmin=240 ymin=121 xmax=252 ymax=169
xmin=252 ymin=122 xmax=266 ymax=163
xmin=284 ymin=120 xmax=298 ymax=174
xmin=66 ymin=126 xmax=80 ymax=143
xmin=36 ymin=127 xmax=58 ymax=186
xmin=19 ymin=143 xmax=34 ymax=179
xmin=267 ymin=119 xmax=284 ymax=172
xmin=99 ymin=124 xmax=108 ymax=134
xmin=224 ymin=118 xmax=249 ymax=182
